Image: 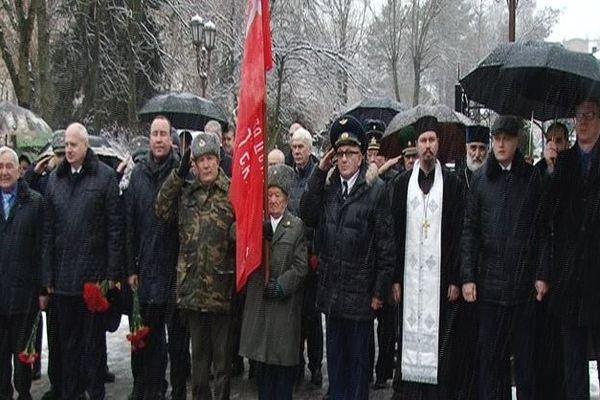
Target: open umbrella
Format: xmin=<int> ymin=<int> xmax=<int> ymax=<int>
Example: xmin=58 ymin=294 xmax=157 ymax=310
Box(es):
xmin=0 ymin=101 xmax=52 ymax=150
xmin=460 ymin=41 xmax=600 ymax=120
xmin=381 ymin=104 xmax=475 ymax=164
xmin=138 ymin=92 xmax=228 ymax=130
xmin=344 ymin=97 xmax=407 ymax=125
xmin=383 ymin=104 xmax=475 ymax=139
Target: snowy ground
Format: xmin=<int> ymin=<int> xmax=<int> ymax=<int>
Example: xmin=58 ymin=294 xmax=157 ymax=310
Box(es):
xmin=29 ymin=315 xmax=599 ymax=399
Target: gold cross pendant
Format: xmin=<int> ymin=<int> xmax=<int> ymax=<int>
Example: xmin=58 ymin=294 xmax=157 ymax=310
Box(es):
xmin=422 ymin=219 xmax=430 ymax=239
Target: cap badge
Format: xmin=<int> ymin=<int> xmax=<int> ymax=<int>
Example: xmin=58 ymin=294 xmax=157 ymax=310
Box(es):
xmin=339 ymin=118 xmax=348 ymax=125
xmin=341 ymin=132 xmax=349 ymax=140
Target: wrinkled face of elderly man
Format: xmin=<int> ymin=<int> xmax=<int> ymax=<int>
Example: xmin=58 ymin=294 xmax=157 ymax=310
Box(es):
xmin=291 ymin=129 xmax=312 ymax=169
xmin=194 ymin=153 xmax=220 ymax=186
xmin=268 ymin=186 xmax=288 ymax=219
xmin=0 ymin=148 xmax=19 ymax=192
xmin=335 ymin=144 xmax=363 ymax=179
xmin=466 ymin=142 xmax=488 ymax=172
xmin=65 ymin=123 xmax=89 ymax=169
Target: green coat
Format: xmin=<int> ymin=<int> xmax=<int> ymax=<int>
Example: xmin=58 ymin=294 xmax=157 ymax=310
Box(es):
xmin=155 ymin=169 xmax=235 ymax=314
xmin=239 ymin=210 xmax=308 ymax=366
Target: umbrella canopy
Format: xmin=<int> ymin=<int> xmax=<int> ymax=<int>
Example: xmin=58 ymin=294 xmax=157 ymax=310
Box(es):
xmin=344 ymin=97 xmax=407 ymax=125
xmin=0 ymin=101 xmax=52 ymax=150
xmin=383 ymin=104 xmax=475 ymax=138
xmin=138 ymin=92 xmax=228 ymax=130
xmin=38 ymin=132 xmax=124 ymax=163
xmin=460 ymin=40 xmax=600 ymax=120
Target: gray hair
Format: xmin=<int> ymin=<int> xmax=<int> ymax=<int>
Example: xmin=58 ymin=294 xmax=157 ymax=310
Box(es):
xmin=65 ymin=122 xmax=90 ymax=145
xmin=204 ymin=120 xmax=223 ymax=140
xmin=0 ymin=146 xmax=18 ymax=165
xmin=291 ymin=128 xmax=313 ymax=149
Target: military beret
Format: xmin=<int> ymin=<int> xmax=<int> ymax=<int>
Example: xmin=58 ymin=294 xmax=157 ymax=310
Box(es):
xmin=414 ymin=116 xmax=440 ymax=138
xmin=268 ymin=164 xmax=295 ymax=196
xmin=329 ymin=115 xmax=367 ymax=153
xmin=466 ymin=125 xmax=490 ymax=144
xmin=491 ymin=116 xmax=523 ymax=137
xmin=51 ymin=130 xmax=66 ymax=154
xmin=191 ymin=132 xmax=221 ymax=160
xmin=398 ymin=126 xmax=417 ymax=157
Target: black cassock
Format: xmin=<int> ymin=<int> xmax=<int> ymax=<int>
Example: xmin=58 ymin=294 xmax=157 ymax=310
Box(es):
xmin=389 ymin=165 xmax=464 ymax=399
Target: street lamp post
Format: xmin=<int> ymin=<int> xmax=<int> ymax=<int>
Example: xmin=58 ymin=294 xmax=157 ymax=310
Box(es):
xmin=190 ymin=14 xmax=217 ymax=97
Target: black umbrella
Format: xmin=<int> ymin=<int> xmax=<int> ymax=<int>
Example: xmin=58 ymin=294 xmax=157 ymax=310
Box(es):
xmin=138 ymin=92 xmax=228 ymax=130
xmin=383 ymin=104 xmax=475 ymax=139
xmin=460 ymin=41 xmax=600 ymax=120
xmin=344 ymin=97 xmax=407 ymax=125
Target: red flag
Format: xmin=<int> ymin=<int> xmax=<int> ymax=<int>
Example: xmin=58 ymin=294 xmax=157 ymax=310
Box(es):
xmin=230 ymin=0 xmax=273 ymax=291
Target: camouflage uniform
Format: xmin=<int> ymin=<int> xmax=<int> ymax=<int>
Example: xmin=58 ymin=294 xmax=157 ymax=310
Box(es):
xmin=155 ymin=169 xmax=235 ymax=313
xmin=155 ymin=166 xmax=235 ymax=400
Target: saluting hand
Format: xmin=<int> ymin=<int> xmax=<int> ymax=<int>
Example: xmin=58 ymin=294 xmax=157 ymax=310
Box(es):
xmin=318 ymin=148 xmax=336 ymax=172
xmin=177 ymin=148 xmax=192 ymax=178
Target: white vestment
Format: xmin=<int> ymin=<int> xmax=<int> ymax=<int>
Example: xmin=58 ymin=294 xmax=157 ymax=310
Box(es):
xmin=401 ymin=159 xmax=444 ymax=384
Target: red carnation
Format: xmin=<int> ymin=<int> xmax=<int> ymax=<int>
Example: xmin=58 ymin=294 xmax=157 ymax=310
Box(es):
xmin=18 ymin=310 xmax=41 ymax=368
xmin=83 ymin=282 xmax=110 ymax=313
xmin=127 ymin=288 xmax=151 ymax=352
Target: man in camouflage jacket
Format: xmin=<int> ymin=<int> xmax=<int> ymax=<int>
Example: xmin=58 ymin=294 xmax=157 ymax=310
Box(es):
xmin=155 ymin=132 xmax=235 ymax=400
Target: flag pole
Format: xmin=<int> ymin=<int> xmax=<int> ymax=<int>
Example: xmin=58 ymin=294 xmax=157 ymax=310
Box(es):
xmin=263 ymin=102 xmax=270 ymax=285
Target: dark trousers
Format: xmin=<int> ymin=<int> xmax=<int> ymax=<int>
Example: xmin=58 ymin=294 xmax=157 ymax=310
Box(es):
xmin=167 ymin=308 xmax=190 ymax=400
xmin=0 ymin=313 xmax=35 ymax=400
xmin=131 ymin=303 xmax=168 ymax=400
xmin=255 ymin=362 xmax=295 ymax=400
xmin=54 ymin=294 xmax=106 ymax=400
xmin=478 ymin=301 xmax=535 ymax=400
xmin=326 ymin=317 xmax=372 ymax=400
xmin=370 ymin=304 xmax=396 ymax=382
xmin=299 ymin=274 xmax=323 ymax=376
xmin=452 ymin=300 xmax=478 ymax=400
xmin=533 ymin=300 xmax=564 ymax=400
xmin=560 ymin=321 xmax=600 ymax=400
xmin=46 ymin=298 xmax=61 ymax=396
xmin=187 ymin=311 xmax=233 ymax=400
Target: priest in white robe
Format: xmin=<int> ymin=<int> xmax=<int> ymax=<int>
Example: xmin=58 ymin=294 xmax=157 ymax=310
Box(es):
xmin=389 ymin=116 xmax=465 ymax=400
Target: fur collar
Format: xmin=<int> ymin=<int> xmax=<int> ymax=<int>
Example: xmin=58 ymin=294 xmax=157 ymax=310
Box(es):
xmin=325 ymin=162 xmax=379 ymax=187
xmin=56 ymin=148 xmax=99 ymax=178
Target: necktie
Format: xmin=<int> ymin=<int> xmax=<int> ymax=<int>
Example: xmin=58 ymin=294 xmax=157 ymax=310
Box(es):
xmin=3 ymin=194 xmax=14 ymax=220
xmin=342 ymin=180 xmax=349 ymax=199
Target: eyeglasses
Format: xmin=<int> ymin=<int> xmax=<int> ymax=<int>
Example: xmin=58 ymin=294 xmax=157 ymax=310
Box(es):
xmin=575 ymin=112 xmax=598 ymax=121
xmin=335 ymin=150 xmax=361 ymax=159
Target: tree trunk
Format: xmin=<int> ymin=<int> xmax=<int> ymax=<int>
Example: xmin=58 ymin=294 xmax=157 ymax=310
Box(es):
xmin=126 ymin=0 xmax=139 ymax=129
xmin=273 ymin=55 xmax=286 ymax=146
xmin=412 ymin=57 xmax=421 ymax=106
xmin=36 ymin=0 xmax=51 ymax=120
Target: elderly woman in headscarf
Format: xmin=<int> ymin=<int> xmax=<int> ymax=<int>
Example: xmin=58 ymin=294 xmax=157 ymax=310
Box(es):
xmin=239 ymin=164 xmax=308 ymax=400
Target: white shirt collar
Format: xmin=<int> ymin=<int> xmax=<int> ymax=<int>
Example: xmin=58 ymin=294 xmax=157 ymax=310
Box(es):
xmin=270 ymin=214 xmax=284 ymax=233
xmin=340 ymin=169 xmax=360 ymax=194
xmin=500 ymin=162 xmax=512 ymax=171
xmin=71 ymin=165 xmax=83 ymax=174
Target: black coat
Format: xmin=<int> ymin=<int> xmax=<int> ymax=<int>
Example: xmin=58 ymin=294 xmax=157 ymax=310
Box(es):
xmin=539 ymin=141 xmax=600 ymax=327
xmin=0 ymin=180 xmax=44 ymax=315
xmin=299 ymin=163 xmax=396 ymax=321
xmin=220 ymin=148 xmax=232 ymax=178
xmin=42 ymin=149 xmax=123 ymax=295
xmin=461 ymin=151 xmax=543 ymax=306
xmin=288 ymin=157 xmax=317 ymax=216
xmin=125 ymin=151 xmax=179 ymax=305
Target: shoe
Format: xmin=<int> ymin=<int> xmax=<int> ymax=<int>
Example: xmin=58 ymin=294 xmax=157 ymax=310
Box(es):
xmin=32 ymin=370 xmax=42 ymax=381
xmin=372 ymin=378 xmax=387 ymax=390
xmin=310 ymin=370 xmax=323 ymax=387
xmin=41 ymin=389 xmax=58 ymax=400
xmin=104 ymin=368 xmax=116 ymax=383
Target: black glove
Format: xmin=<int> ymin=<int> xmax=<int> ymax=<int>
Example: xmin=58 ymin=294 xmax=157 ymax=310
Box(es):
xmin=263 ymin=220 xmax=273 ymax=241
xmin=177 ymin=148 xmax=191 ymax=179
xmin=263 ymin=278 xmax=284 ymax=300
